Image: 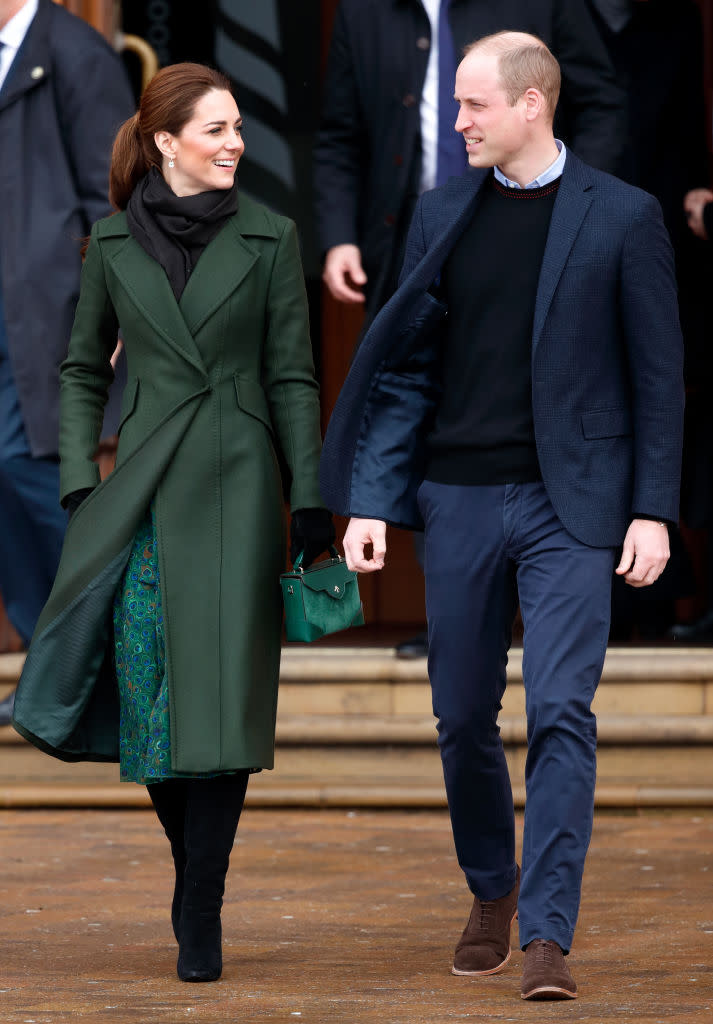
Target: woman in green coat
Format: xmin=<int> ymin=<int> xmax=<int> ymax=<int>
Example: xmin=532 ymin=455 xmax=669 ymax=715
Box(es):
xmin=12 ymin=63 xmax=334 ymax=983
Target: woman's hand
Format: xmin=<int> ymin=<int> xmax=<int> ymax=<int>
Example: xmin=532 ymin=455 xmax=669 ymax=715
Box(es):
xmin=343 ymin=517 xmax=387 ymax=573
xmin=63 ymin=487 xmax=95 ymax=519
xmin=290 ymin=508 xmax=336 ymax=568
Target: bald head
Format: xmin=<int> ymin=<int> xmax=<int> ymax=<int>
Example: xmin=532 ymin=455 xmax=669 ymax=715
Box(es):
xmin=463 ymin=31 xmax=561 ymax=121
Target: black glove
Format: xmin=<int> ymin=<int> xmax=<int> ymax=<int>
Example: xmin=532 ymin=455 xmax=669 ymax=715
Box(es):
xmin=290 ymin=507 xmax=336 ymax=568
xmin=63 ymin=487 xmax=94 ymax=519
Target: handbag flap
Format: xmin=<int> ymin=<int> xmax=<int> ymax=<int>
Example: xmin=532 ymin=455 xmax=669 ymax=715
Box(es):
xmin=300 ymin=559 xmax=356 ymax=599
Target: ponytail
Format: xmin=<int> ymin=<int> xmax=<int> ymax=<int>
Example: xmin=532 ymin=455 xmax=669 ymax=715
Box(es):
xmin=109 ymin=112 xmax=153 ymax=210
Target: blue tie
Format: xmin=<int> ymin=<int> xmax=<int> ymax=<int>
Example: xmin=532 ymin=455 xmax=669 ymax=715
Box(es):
xmin=436 ymin=0 xmax=467 ymax=186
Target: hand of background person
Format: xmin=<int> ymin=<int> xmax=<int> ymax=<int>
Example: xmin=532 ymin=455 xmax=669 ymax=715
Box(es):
xmin=615 ymin=519 xmax=670 ymax=588
xmin=323 ymin=244 xmax=367 ymax=303
xmin=110 ymin=339 xmax=124 ymax=370
xmin=343 ymin=517 xmax=386 ymax=573
xmin=683 ymin=188 xmax=713 ymax=240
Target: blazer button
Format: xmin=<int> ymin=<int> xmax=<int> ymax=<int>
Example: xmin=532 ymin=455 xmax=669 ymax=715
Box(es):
xmin=416 ymin=36 xmax=430 ymax=51
xmin=394 ymin=154 xmax=404 ymax=166
xmin=402 ymin=93 xmax=417 ymax=108
xmin=384 ymin=214 xmax=396 ymax=227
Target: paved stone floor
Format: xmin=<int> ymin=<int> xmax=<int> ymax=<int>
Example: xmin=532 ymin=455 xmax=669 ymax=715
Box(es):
xmin=0 ymin=808 xmax=711 ymax=1024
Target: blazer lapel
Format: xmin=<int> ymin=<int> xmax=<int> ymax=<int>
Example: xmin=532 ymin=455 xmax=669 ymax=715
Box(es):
xmin=532 ymin=154 xmax=594 ymax=352
xmin=408 ymin=171 xmax=487 ymax=294
xmin=0 ymin=0 xmax=51 ymax=114
xmin=109 ymin=235 xmax=208 ymax=375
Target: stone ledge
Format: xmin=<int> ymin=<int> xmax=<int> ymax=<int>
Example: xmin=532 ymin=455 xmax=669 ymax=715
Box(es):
xmin=0 ymin=781 xmax=711 ymax=809
xmin=3 ymin=712 xmax=712 ymax=749
xmin=272 ymin=713 xmax=713 ymax=745
xmin=277 ymin=646 xmax=713 ymax=682
xmin=5 ymin=646 xmax=713 ymax=685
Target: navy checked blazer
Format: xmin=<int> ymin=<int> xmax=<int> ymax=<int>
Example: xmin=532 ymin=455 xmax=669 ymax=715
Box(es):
xmin=319 ymin=152 xmax=685 ymax=548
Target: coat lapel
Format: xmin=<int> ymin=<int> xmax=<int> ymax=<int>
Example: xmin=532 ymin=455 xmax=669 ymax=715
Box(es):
xmin=178 ymin=218 xmax=261 ymax=337
xmin=108 ymin=233 xmax=208 ymax=375
xmin=105 ymin=197 xmax=280 ymax=375
xmin=532 ymin=154 xmax=594 ymax=352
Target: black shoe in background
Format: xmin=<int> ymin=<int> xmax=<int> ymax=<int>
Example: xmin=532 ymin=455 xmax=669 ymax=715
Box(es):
xmin=395 ymin=631 xmax=428 ymax=659
xmin=669 ymin=606 xmax=713 ymax=642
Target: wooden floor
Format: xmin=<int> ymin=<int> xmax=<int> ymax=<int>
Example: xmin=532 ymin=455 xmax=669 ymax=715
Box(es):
xmin=0 ymin=808 xmax=711 ymax=1023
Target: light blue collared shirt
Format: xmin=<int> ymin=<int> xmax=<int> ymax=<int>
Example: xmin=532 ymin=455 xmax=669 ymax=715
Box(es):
xmin=493 ymin=140 xmax=566 ymax=189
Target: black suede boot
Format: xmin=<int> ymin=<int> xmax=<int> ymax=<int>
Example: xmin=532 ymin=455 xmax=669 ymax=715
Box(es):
xmin=177 ymin=772 xmax=249 ymax=983
xmin=147 ymin=780 xmax=188 ymax=942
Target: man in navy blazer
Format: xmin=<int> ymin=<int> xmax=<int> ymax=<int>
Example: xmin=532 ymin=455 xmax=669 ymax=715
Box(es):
xmin=320 ymin=32 xmax=684 ymax=1000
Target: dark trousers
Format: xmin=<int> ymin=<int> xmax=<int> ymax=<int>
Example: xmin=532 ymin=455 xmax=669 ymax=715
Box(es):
xmin=0 ymin=290 xmax=65 ymax=645
xmin=418 ymin=480 xmax=615 ymax=953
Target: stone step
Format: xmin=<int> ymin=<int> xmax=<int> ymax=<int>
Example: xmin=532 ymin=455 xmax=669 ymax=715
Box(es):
xmin=0 ymin=732 xmax=711 ymax=807
xmin=2 ymin=712 xmax=712 ymax=747
xmin=1 ymin=781 xmax=711 ymax=809
xmin=4 ymin=648 xmax=713 ymax=718
xmin=2 ymin=649 xmax=712 ymax=808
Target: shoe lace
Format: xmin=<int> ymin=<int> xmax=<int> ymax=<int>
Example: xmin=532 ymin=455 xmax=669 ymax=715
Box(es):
xmin=479 ymin=900 xmax=495 ymax=929
xmin=535 ymin=940 xmax=555 ymax=964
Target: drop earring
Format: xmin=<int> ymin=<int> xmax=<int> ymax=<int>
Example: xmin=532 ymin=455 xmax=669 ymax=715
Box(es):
xmin=168 ymin=156 xmax=175 ymax=168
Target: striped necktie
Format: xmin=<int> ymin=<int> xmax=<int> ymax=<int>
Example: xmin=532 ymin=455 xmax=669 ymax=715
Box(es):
xmin=436 ymin=0 xmax=467 ymax=187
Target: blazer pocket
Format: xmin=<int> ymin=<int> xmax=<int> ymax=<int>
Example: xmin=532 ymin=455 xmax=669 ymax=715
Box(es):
xmin=234 ymin=375 xmax=274 ymax=434
xmin=117 ymin=377 xmax=139 ymax=434
xmin=581 ymin=407 xmax=632 ymax=439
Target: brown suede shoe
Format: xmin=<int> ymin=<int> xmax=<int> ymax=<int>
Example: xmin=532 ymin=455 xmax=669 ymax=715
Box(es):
xmin=520 ymin=939 xmax=577 ymax=1000
xmin=452 ymin=866 xmax=520 ymax=976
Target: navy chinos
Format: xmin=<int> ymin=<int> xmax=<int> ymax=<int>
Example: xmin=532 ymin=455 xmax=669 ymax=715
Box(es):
xmin=418 ymin=479 xmax=616 ymax=953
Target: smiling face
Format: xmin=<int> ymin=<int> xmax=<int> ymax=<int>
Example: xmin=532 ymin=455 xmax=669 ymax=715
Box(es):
xmin=454 ymin=52 xmax=529 ymax=172
xmin=155 ymin=89 xmax=244 ymax=196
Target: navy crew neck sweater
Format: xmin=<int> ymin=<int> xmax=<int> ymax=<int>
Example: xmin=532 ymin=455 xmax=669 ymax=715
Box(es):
xmin=425 ymin=173 xmax=560 ymax=485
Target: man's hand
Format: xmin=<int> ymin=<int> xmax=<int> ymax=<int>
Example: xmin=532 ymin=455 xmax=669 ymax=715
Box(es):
xmin=343 ymin=517 xmax=386 ymax=573
xmin=683 ymin=188 xmax=713 ymax=240
xmin=323 ymin=244 xmax=367 ymax=303
xmin=615 ymin=519 xmax=670 ymax=588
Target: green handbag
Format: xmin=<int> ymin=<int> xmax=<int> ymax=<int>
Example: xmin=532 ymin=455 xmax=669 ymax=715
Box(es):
xmin=280 ymin=547 xmax=365 ymax=642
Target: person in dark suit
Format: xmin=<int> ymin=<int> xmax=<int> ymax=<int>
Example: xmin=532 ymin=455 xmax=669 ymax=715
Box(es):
xmin=587 ymin=0 xmax=711 ymax=641
xmin=315 ymin=0 xmax=626 ymax=325
xmin=0 ymin=0 xmax=134 ymax=723
xmin=315 ymin=0 xmax=626 ymax=658
xmin=320 ymin=33 xmax=684 ymax=1000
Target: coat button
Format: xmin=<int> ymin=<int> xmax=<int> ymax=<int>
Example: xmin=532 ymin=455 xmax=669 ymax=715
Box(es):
xmin=384 ymin=214 xmax=395 ymax=227
xmin=416 ymin=36 xmax=430 ymax=51
xmin=394 ymin=154 xmax=404 ymax=166
xmin=402 ymin=93 xmax=417 ymax=108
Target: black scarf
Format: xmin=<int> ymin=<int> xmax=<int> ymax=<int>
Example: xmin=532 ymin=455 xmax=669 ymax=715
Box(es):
xmin=126 ymin=167 xmax=239 ymax=301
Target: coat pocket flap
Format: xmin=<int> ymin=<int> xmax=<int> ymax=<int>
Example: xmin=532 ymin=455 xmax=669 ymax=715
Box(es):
xmin=234 ymin=376 xmax=273 ymax=433
xmin=581 ymin=408 xmax=632 ymax=439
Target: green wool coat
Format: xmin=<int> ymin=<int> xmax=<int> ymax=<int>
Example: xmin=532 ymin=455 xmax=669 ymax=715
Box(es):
xmin=13 ymin=196 xmax=323 ymax=772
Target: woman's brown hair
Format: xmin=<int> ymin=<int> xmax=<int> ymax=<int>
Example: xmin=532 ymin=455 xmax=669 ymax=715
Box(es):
xmin=110 ymin=62 xmax=233 ymax=210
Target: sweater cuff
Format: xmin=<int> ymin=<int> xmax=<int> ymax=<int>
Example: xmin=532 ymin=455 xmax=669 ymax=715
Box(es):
xmin=632 ymin=513 xmax=673 ymax=528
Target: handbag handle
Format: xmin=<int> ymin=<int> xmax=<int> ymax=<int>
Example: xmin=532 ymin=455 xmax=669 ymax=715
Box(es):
xmin=293 ymin=546 xmax=342 ymax=572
